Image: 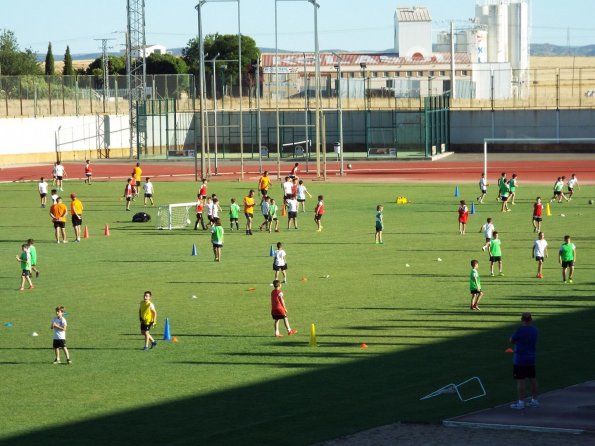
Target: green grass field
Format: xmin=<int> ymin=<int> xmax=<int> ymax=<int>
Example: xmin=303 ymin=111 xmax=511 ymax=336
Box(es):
xmin=0 ymin=179 xmax=594 ymax=445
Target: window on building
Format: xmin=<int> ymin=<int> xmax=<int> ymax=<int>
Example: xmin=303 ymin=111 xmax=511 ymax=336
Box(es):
xmin=439 ymin=70 xmax=446 ymax=76
xmin=406 ymin=71 xmax=412 ymax=77
xmin=461 ymin=70 xmax=468 ymax=76
xmin=395 ymin=71 xmax=400 ymax=77
xmin=384 ymin=71 xmax=390 ymax=77
xmin=417 ymin=71 xmax=423 ymax=77
xmin=429 ymin=71 xmax=435 ymax=76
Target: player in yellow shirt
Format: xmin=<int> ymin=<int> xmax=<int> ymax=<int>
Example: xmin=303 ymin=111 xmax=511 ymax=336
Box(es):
xmin=139 ymin=291 xmax=157 ymax=351
xmin=132 ymin=162 xmax=142 ymax=196
xmin=49 ymin=196 xmax=68 ymax=243
xmin=243 ymin=189 xmax=256 ymax=235
xmin=70 ymin=193 xmax=84 ymax=242
xmin=258 ymin=171 xmax=271 ymax=197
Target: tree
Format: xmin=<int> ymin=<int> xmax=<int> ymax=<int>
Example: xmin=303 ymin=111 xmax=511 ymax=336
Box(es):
xmin=182 ymin=33 xmax=260 ymax=90
xmin=0 ymin=29 xmax=42 ymax=75
xmin=45 ymin=42 xmax=55 ymax=75
xmin=146 ymin=53 xmax=188 ymax=75
xmin=63 ymin=46 xmax=74 ymax=76
xmin=85 ymin=55 xmax=127 ymax=75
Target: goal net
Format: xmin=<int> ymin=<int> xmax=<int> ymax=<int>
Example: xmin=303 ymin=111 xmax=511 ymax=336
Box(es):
xmin=156 ymin=202 xmax=197 ymax=229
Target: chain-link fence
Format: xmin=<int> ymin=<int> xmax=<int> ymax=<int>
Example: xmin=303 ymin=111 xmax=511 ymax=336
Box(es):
xmin=0 ymin=74 xmax=195 ymax=117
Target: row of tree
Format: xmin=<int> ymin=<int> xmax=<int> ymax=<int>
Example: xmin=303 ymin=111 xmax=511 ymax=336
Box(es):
xmin=1 ymin=28 xmax=261 ymax=83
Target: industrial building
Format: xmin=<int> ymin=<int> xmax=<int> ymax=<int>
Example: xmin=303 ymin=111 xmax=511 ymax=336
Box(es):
xmin=261 ymin=0 xmax=530 ymax=101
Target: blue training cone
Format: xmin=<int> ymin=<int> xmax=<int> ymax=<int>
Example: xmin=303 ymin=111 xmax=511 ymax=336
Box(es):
xmin=163 ymin=318 xmax=172 ymax=341
xmin=454 ymin=185 xmax=460 ymax=197
xmin=269 ymin=244 xmax=275 ymax=257
xmin=471 ymin=202 xmax=476 ymax=214
xmin=191 ymin=243 xmax=197 ymax=256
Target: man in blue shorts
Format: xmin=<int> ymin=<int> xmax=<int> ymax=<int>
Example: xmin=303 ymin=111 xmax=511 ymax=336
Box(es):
xmin=509 ymin=312 xmax=539 ymax=410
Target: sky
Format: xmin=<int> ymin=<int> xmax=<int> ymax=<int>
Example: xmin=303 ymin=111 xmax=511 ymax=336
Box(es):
xmin=2 ymin=0 xmax=594 ymax=56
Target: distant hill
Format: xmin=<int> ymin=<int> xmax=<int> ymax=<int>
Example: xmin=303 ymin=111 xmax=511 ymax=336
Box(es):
xmin=36 ymin=43 xmax=595 ymax=62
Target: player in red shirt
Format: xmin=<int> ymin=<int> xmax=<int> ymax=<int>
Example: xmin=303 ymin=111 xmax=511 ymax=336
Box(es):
xmin=84 ymin=160 xmax=92 ymax=184
xmin=270 ymin=280 xmax=297 ymax=337
xmin=289 ymin=162 xmax=299 ymax=180
xmin=314 ymin=195 xmax=325 ymax=232
xmin=194 ymin=196 xmax=206 ymax=230
xmin=458 ymin=200 xmax=469 ymax=235
xmin=532 ymin=197 xmax=544 ymax=233
xmin=198 ymin=179 xmax=208 ymax=200
xmin=124 ymin=178 xmax=134 ymax=211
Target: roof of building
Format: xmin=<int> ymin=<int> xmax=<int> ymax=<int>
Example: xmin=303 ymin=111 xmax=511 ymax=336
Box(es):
xmin=260 ymin=52 xmax=470 ymax=69
xmin=395 ymin=6 xmax=431 ymax=22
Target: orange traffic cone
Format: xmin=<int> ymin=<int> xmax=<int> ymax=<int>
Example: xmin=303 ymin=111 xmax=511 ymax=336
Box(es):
xmin=104 ymin=224 xmax=110 ymax=236
xmin=281 ymin=205 xmax=287 ymax=217
xmin=83 ymin=226 xmax=89 ymax=239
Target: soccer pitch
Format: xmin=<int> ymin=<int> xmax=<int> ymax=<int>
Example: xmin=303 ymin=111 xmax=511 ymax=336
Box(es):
xmin=0 ymin=179 xmax=594 ymax=445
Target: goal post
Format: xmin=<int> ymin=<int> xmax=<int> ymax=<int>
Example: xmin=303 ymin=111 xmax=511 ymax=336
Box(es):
xmin=156 ymin=202 xmax=197 ymax=229
xmin=483 ymin=137 xmax=595 ymax=182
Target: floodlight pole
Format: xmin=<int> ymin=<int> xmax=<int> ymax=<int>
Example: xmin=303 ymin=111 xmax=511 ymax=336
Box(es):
xmin=209 ymin=53 xmax=220 ymax=174
xmin=275 ymin=0 xmax=320 ymax=179
xmin=333 ymin=52 xmax=344 ymax=176
xmin=196 ymin=1 xmax=207 ymax=180
xmin=254 ymin=57 xmax=263 ymax=173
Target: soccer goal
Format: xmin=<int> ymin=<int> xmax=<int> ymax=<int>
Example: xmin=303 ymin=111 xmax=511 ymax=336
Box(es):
xmin=156 ymin=202 xmax=197 ymax=229
xmin=482 ymin=137 xmax=595 ymax=180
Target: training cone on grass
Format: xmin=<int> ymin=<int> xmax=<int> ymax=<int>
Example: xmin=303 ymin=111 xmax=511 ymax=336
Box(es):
xmin=454 ymin=185 xmax=460 ymax=197
xmin=546 ymin=202 xmax=552 ymax=216
xmin=104 ymin=224 xmax=110 ymax=236
xmin=83 ymin=226 xmax=89 ymax=239
xmin=281 ymin=206 xmax=286 ymax=217
xmin=269 ymin=244 xmax=275 ymax=257
xmin=505 ymin=347 xmax=513 ymax=353
xmin=191 ymin=243 xmax=198 ymax=256
xmin=172 ymin=337 xmax=178 ymax=343
xmin=360 ymin=343 xmax=368 ymax=349
xmin=471 ymin=202 xmax=476 ymax=214
xmin=163 ymin=318 xmax=172 ymax=341
xmin=309 ymin=323 xmax=317 ymax=347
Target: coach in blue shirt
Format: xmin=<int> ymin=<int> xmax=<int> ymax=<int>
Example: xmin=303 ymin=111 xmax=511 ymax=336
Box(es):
xmin=509 ymin=312 xmax=539 ymax=410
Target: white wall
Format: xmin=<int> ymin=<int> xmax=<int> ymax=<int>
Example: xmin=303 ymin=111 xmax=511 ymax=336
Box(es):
xmin=0 ymin=115 xmax=130 ymax=158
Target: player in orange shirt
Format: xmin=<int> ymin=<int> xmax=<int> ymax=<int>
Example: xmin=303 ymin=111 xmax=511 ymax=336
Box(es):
xmin=258 ymin=171 xmax=271 ymax=197
xmin=49 ymin=196 xmax=68 ymax=243
xmin=243 ymin=189 xmax=256 ymax=235
xmin=70 ymin=193 xmax=84 ymax=242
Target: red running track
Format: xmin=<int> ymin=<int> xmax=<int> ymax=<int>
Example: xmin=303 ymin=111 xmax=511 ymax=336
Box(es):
xmin=1 ymin=158 xmax=594 ymax=184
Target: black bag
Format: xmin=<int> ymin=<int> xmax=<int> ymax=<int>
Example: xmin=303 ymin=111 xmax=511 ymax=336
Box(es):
xmin=132 ymin=212 xmax=151 ymax=223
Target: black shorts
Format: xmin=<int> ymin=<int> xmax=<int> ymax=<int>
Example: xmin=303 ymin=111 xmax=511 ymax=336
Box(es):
xmin=140 ymin=323 xmax=152 ymax=332
xmin=212 ymin=243 xmax=223 ymax=248
xmin=144 ymin=193 xmax=152 ymax=198
xmin=229 ymin=217 xmax=238 ymax=222
xmin=288 ymin=211 xmax=297 ymax=219
xmin=273 ymin=264 xmax=288 ymax=271
xmin=284 ymin=194 xmax=292 ymax=201
xmin=245 ymin=212 xmax=253 ymax=220
xmin=53 ymin=221 xmax=65 ymax=229
xmin=562 ymin=260 xmax=574 ymax=268
xmin=554 ymin=191 xmax=562 ymax=196
xmin=501 ymin=195 xmax=509 ymax=202
xmin=297 ymin=198 xmax=305 ymax=203
xmin=568 ymin=187 xmax=573 ymax=192
xmin=21 ymin=270 xmax=31 ymax=277
xmin=53 ymin=339 xmax=66 ymax=349
xmin=56 ymin=176 xmax=63 ymax=181
xmin=490 ymin=256 xmax=502 ymax=262
xmin=260 ymin=189 xmax=268 ymax=196
xmin=315 ymin=214 xmax=323 ymax=221
xmin=85 ymin=173 xmax=92 ymax=177
xmin=40 ymin=193 xmax=47 ymax=198
xmin=272 ymin=313 xmax=287 ymax=320
xmin=535 ymin=256 xmax=544 ymax=262
xmin=513 ymin=364 xmax=536 ymax=380
xmin=533 ymin=216 xmax=542 ymax=222
xmin=470 ymin=289 xmax=482 ymax=296
xmin=126 ymin=197 xmax=132 ymax=202
xmin=480 ymin=188 xmax=487 ymax=193
xmin=376 ymin=223 xmax=383 ymax=231
xmin=71 ymin=216 xmax=82 ymax=226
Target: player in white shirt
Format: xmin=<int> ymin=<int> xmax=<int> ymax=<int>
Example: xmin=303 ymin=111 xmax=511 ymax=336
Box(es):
xmin=567 ymin=174 xmax=579 ymax=200
xmin=54 ymin=161 xmax=66 ymax=191
xmin=480 ymin=217 xmax=495 ymax=251
xmin=286 ymin=195 xmax=299 ymax=230
xmin=205 ymin=197 xmax=214 ymax=227
xmin=282 ymin=177 xmax=294 ymax=202
xmin=532 ymin=232 xmax=548 ymax=279
xmin=477 ymin=173 xmax=488 ymax=204
xmin=212 ymin=198 xmax=222 ymax=220
xmin=296 ymin=180 xmax=312 ymax=212
xmin=273 ymin=242 xmax=288 ymax=283
xmin=143 ymin=177 xmax=154 ymax=206
xmin=38 ymin=177 xmax=49 ymax=208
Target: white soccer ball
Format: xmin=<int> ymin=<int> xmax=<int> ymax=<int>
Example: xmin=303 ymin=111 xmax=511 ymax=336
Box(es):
xmin=560 ymin=214 xmax=565 ymax=217
xmin=437 ymin=258 xmax=442 ymax=262
xmin=405 ymin=264 xmax=410 ymax=268
xmin=186 ymin=219 xmax=192 ymax=224
xmin=192 ymin=295 xmax=197 ymax=299
xmin=347 ymin=163 xmax=353 ymax=170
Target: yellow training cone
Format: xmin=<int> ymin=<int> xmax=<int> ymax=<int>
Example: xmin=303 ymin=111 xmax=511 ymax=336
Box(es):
xmin=545 ymin=202 xmax=552 ymax=216
xmin=309 ymin=323 xmax=317 ymax=347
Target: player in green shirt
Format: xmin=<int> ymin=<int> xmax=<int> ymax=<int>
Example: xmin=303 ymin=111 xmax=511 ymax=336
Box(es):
xmin=558 ymin=235 xmax=576 ymax=283
xmin=489 ymin=231 xmax=503 ymax=276
xmin=509 ymin=173 xmax=518 ymax=205
xmin=16 ymin=243 xmax=34 ymax=291
xmin=27 ymin=238 xmax=40 ymax=278
xmin=469 ymin=259 xmax=483 ymax=311
xmin=211 ymin=218 xmax=224 ymax=262
xmin=229 ymin=198 xmax=240 ymax=231
xmin=268 ymin=198 xmax=279 ymax=233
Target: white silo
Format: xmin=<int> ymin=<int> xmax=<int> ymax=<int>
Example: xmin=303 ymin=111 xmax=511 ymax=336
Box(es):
xmin=436 ymin=31 xmax=451 ymax=53
xmin=467 ymin=28 xmax=488 ymax=63
xmin=456 ymin=30 xmax=468 ymax=53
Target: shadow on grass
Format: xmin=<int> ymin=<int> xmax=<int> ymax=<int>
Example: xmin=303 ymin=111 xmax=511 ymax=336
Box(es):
xmin=3 ymin=308 xmax=595 ymax=446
